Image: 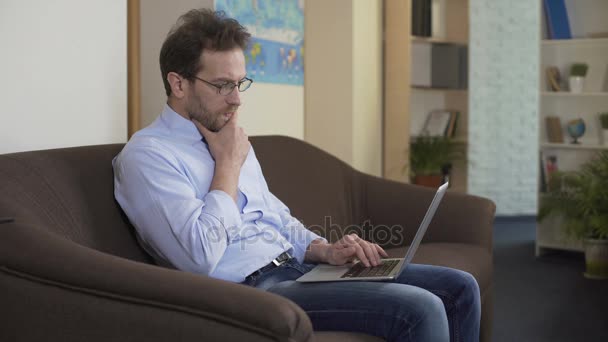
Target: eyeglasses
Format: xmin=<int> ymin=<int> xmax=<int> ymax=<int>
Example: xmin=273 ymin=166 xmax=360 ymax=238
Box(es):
xmin=192 ymin=76 xmax=253 ymax=96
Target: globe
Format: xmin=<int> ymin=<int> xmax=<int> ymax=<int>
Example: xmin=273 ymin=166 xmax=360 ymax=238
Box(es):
xmin=566 ymin=118 xmax=586 ymax=144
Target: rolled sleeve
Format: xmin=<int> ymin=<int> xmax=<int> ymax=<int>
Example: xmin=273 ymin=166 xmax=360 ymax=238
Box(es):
xmin=202 ymin=190 xmax=243 ymax=242
xmin=280 ymin=213 xmax=326 ymax=263
xmin=264 ymin=191 xmax=326 ymax=263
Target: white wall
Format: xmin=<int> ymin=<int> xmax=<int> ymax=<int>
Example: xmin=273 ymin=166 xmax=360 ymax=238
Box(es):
xmin=305 ymin=0 xmax=354 ymax=165
xmin=140 ymin=0 xmax=214 ymax=128
xmin=352 ymin=0 xmax=383 ymax=177
xmin=305 ymin=0 xmax=383 ymax=177
xmin=0 ymin=0 xmax=127 ymax=154
xmin=468 ymin=0 xmax=540 ymax=215
xmin=140 ymin=0 xmax=304 ymax=139
xmin=239 ymin=84 xmax=304 ymax=138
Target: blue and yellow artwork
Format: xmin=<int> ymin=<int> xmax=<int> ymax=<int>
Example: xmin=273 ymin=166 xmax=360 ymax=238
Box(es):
xmin=215 ymin=0 xmax=304 ymax=86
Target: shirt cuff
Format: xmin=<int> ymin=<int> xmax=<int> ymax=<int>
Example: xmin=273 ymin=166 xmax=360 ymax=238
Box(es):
xmin=290 ymin=229 xmax=327 ymax=264
xmin=202 ymin=190 xmax=242 ymax=242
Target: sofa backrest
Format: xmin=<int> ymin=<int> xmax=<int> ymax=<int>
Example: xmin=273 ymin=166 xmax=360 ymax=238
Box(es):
xmin=0 ymin=144 xmax=152 ymax=263
xmin=0 ymin=136 xmax=361 ymax=261
xmin=251 ymin=136 xmax=364 ymax=242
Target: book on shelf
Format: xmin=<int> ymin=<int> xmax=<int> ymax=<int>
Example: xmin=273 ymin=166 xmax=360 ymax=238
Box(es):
xmin=445 ymin=111 xmax=460 ymax=138
xmin=545 ymin=116 xmax=564 ymax=143
xmin=431 ymin=0 xmax=446 ymax=39
xmin=412 ymin=0 xmax=432 ymax=37
xmin=546 ymin=66 xmax=562 ymax=91
xmin=540 ymin=152 xmax=559 ymax=192
xmin=421 ymin=110 xmax=459 ymax=138
xmin=431 ymin=43 xmax=468 ymax=89
xmin=539 ymin=152 xmax=547 ymax=193
xmin=543 ymin=0 xmax=572 ymax=39
xmin=411 ymin=42 xmax=467 ymax=89
xmin=411 ymin=42 xmax=432 ymax=87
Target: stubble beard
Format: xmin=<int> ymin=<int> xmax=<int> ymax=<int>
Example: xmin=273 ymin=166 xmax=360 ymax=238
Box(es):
xmin=186 ymin=93 xmax=225 ymax=133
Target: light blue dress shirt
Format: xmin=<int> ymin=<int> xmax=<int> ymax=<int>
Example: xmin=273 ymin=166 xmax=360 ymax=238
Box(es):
xmin=113 ymin=104 xmax=324 ymax=283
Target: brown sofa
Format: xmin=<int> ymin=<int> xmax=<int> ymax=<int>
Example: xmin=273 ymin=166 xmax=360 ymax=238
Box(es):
xmin=0 ymin=135 xmax=495 ymax=342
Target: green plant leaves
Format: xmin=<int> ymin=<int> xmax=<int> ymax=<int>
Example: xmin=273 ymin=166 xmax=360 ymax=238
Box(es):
xmin=539 ymin=151 xmax=608 ymax=240
xmin=408 ymin=134 xmax=463 ymax=177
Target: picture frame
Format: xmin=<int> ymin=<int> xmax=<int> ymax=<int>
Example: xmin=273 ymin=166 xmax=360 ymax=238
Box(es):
xmin=421 ymin=110 xmax=453 ymax=137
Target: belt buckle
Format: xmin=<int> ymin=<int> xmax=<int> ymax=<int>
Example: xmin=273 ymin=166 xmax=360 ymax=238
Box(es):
xmin=272 ymin=252 xmax=289 ymax=267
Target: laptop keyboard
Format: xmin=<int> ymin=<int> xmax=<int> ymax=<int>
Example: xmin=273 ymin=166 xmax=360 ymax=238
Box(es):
xmin=341 ymin=259 xmax=400 ymax=278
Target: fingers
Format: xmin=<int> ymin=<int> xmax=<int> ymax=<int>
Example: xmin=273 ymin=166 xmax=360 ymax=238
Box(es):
xmin=375 ymin=244 xmax=389 ymax=258
xmin=341 ymin=234 xmax=378 ymax=267
xmin=331 ymin=234 xmax=388 ymax=267
xmin=337 ymin=234 xmax=367 ymax=267
xmin=226 ymin=110 xmax=240 ymax=127
xmin=363 ymin=238 xmax=381 ymax=266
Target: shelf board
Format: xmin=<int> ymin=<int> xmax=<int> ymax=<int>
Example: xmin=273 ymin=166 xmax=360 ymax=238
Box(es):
xmin=410 ymin=136 xmax=467 ymax=144
xmin=411 ymin=86 xmax=468 ymax=92
xmin=541 ymin=37 xmax=608 ymax=46
xmin=541 ymin=91 xmax=608 ymax=97
xmin=411 ymin=36 xmax=467 ymax=45
xmin=541 ymin=142 xmax=608 ymax=151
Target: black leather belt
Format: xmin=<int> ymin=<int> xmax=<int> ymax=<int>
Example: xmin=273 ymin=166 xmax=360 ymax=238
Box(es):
xmin=246 ymin=252 xmax=292 ymax=281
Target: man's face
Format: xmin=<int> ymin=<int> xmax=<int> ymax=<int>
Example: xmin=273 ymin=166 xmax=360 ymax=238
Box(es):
xmin=185 ymin=48 xmax=246 ymax=132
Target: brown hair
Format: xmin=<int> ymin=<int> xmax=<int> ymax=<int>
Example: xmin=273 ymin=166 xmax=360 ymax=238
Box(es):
xmin=159 ymin=9 xmax=251 ymax=96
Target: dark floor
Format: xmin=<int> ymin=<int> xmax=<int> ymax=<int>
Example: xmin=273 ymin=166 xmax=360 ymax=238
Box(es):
xmin=492 ymin=218 xmax=608 ymax=342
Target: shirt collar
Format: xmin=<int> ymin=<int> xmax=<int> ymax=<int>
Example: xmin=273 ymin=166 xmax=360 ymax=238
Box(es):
xmin=159 ymin=103 xmax=205 ymax=145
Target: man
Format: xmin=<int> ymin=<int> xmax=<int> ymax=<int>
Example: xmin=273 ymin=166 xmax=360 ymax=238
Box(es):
xmin=113 ymin=9 xmax=480 ymax=341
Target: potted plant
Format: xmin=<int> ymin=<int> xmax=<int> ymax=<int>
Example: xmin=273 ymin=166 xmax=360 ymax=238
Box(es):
xmin=538 ymin=151 xmax=608 ymax=279
xmin=568 ymin=63 xmax=588 ymax=93
xmin=407 ymin=134 xmax=461 ymax=188
xmin=599 ymin=112 xmax=608 ymax=145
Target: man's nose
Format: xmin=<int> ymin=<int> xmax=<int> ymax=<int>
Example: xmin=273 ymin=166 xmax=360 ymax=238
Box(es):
xmin=226 ymin=88 xmax=241 ymax=106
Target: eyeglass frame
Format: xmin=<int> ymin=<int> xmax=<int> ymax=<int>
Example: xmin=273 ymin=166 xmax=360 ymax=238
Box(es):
xmin=191 ymin=76 xmax=253 ymax=96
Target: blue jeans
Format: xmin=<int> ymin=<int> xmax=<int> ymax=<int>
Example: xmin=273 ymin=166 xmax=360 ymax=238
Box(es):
xmin=242 ymin=259 xmax=480 ymax=342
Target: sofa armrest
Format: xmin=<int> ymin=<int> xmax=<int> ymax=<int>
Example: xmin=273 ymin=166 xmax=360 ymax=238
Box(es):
xmin=361 ymin=174 xmax=496 ymax=252
xmin=0 ymin=222 xmax=313 ymax=342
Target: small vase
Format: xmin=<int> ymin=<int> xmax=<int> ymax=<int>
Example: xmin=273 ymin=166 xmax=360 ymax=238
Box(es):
xmin=584 ymin=239 xmax=608 ymax=279
xmin=569 ymin=76 xmax=585 ymax=93
xmin=413 ymin=175 xmax=442 ymax=188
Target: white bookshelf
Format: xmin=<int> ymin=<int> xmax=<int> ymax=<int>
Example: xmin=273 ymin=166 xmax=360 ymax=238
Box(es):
xmin=541 ymin=142 xmax=608 ymax=151
xmin=541 ymin=37 xmax=608 ymax=47
xmin=537 ymin=0 xmax=608 ymax=256
xmin=541 ymin=92 xmax=608 ymax=97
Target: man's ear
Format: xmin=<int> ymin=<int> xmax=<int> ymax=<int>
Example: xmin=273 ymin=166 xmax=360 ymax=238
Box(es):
xmin=167 ymin=72 xmax=187 ymax=98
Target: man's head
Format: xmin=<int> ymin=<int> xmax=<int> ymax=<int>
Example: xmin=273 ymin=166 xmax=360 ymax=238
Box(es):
xmin=160 ymin=9 xmax=251 ymax=131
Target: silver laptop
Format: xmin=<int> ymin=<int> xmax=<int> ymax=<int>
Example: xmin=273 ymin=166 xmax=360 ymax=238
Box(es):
xmin=296 ymin=182 xmax=449 ymax=283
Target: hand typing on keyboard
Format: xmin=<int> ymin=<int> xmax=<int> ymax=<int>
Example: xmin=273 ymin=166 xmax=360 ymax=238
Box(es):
xmin=342 ymin=259 xmax=400 ymax=278
xmin=306 ymin=233 xmax=389 ymax=267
